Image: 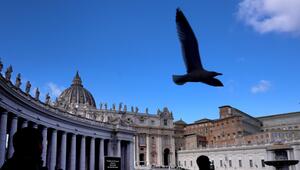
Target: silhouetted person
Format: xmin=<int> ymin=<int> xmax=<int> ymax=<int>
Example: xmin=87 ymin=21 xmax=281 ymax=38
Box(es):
xmin=0 ymin=127 xmax=48 ymax=170
xmin=196 ymin=155 xmax=211 ymax=170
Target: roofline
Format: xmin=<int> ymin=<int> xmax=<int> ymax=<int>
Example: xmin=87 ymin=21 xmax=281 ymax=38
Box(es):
xmin=257 ymin=111 xmax=300 ymax=119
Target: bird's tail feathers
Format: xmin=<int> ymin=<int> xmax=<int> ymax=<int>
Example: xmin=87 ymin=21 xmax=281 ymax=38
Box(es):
xmin=172 ymin=75 xmax=187 ymax=85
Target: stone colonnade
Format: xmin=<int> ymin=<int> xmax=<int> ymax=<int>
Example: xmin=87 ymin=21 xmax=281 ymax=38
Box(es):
xmin=0 ymin=111 xmax=134 ymax=170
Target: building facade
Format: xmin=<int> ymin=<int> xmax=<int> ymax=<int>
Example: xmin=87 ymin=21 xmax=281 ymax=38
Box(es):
xmin=0 ymin=63 xmax=176 ymax=170
xmin=176 ymin=106 xmax=300 ymax=170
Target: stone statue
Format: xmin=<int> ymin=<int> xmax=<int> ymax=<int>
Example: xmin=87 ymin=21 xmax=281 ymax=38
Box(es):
xmin=146 ymin=108 xmax=149 ymax=114
xmin=25 ymin=81 xmax=31 ymax=94
xmin=135 ymin=107 xmax=139 ymax=113
xmin=5 ymin=65 xmax=13 ymax=81
xmin=0 ymin=60 xmax=3 ymax=73
xmin=131 ymin=106 xmax=134 ymax=112
xmin=35 ymin=88 xmax=40 ymax=100
xmin=104 ymin=103 xmax=107 ymax=110
xmin=15 ymin=73 xmax=21 ymax=88
xmin=112 ymin=103 xmax=116 ymax=111
xmin=118 ymin=103 xmax=122 ymax=111
xmin=45 ymin=93 xmax=50 ymax=105
xmin=99 ymin=103 xmax=103 ymax=110
xmin=124 ymin=105 xmax=127 ymax=112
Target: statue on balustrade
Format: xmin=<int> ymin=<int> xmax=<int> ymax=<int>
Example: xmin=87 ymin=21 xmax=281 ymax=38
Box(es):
xmin=118 ymin=102 xmax=122 ymax=111
xmin=15 ymin=73 xmax=21 ymax=89
xmin=25 ymin=81 xmax=31 ymax=95
xmin=131 ymin=106 xmax=134 ymax=112
xmin=5 ymin=65 xmax=13 ymax=81
xmin=45 ymin=93 xmax=50 ymax=105
xmin=35 ymin=88 xmax=40 ymax=100
xmin=124 ymin=105 xmax=127 ymax=112
xmin=99 ymin=102 xmax=103 ymax=110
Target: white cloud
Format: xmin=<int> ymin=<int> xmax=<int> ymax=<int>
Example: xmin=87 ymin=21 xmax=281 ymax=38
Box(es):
xmin=237 ymin=0 xmax=300 ymax=34
xmin=46 ymin=82 xmax=64 ymax=98
xmin=251 ymin=80 xmax=271 ymax=94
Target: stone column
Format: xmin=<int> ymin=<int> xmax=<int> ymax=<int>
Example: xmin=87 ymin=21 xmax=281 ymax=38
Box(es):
xmin=157 ymin=135 xmax=162 ymax=166
xmin=107 ymin=140 xmax=112 ymax=156
xmin=60 ymin=132 xmax=67 ymax=170
xmin=146 ymin=134 xmax=150 ymax=167
xmin=69 ymin=134 xmax=76 ymax=170
xmin=8 ymin=115 xmax=18 ymax=158
xmin=80 ymin=136 xmax=86 ymax=170
xmin=136 ymin=135 xmax=139 ymax=166
xmin=0 ymin=112 xmax=8 ymax=167
xmin=50 ymin=129 xmax=57 ymax=170
xmin=133 ymin=136 xmax=136 ymax=166
xmin=42 ymin=127 xmax=48 ymax=166
xmin=294 ymin=148 xmax=300 ymax=170
xmin=99 ymin=139 xmax=104 ymax=170
xmin=89 ymin=137 xmax=95 ymax=170
xmin=21 ymin=120 xmax=28 ymax=128
xmin=127 ymin=141 xmax=134 ymax=170
xmin=117 ymin=140 xmax=121 ymax=157
xmin=170 ymin=136 xmax=176 ymax=167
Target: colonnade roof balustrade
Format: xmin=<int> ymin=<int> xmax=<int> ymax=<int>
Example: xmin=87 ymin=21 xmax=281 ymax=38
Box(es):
xmin=0 ymin=63 xmax=135 ymax=170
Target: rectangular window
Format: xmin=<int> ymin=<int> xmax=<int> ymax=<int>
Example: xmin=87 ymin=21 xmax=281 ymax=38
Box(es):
xmin=164 ymin=119 xmax=168 ymax=126
xmin=191 ymin=161 xmax=193 ymax=166
xmin=261 ymin=160 xmax=265 ymax=167
xmin=139 ymin=134 xmax=146 ymax=146
xmin=178 ymin=161 xmax=181 ymax=166
xmin=220 ymin=160 xmax=223 ymax=167
xmin=239 ymin=160 xmax=242 ymax=167
xmin=184 ymin=161 xmax=186 ymax=166
xmin=229 ymin=160 xmax=232 ymax=167
xmin=250 ymin=160 xmax=253 ymax=167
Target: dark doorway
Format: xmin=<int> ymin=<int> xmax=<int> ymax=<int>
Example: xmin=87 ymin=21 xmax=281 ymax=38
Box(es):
xmin=163 ymin=148 xmax=170 ymax=166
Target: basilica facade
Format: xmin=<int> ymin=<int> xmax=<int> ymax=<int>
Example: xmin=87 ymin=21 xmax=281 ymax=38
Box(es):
xmin=1 ymin=61 xmax=300 ymax=170
xmin=0 ymin=63 xmax=176 ymax=170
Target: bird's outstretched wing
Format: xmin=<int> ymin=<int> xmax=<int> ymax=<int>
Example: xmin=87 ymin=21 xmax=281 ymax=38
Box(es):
xmin=204 ymin=78 xmax=224 ymax=87
xmin=176 ymin=8 xmax=203 ymax=73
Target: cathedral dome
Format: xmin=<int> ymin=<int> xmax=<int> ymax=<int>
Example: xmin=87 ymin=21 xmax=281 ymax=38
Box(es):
xmin=57 ymin=72 xmax=96 ymax=110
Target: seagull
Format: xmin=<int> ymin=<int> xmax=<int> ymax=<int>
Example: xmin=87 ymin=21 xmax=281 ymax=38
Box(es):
xmin=173 ymin=8 xmax=223 ymax=87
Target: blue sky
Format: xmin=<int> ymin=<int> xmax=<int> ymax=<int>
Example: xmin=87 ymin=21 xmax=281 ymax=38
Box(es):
xmin=1 ymin=0 xmax=300 ymax=123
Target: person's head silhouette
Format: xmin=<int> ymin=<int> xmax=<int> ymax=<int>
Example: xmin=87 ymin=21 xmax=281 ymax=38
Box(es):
xmin=1 ymin=127 xmax=46 ymax=170
xmin=13 ymin=127 xmax=43 ymax=160
xmin=196 ymin=155 xmax=210 ymax=170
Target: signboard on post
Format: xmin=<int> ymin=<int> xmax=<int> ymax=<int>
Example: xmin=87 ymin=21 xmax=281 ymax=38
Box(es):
xmin=105 ymin=157 xmax=121 ymax=170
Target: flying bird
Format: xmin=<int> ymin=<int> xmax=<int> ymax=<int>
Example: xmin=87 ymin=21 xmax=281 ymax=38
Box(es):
xmin=173 ymin=8 xmax=223 ymax=87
